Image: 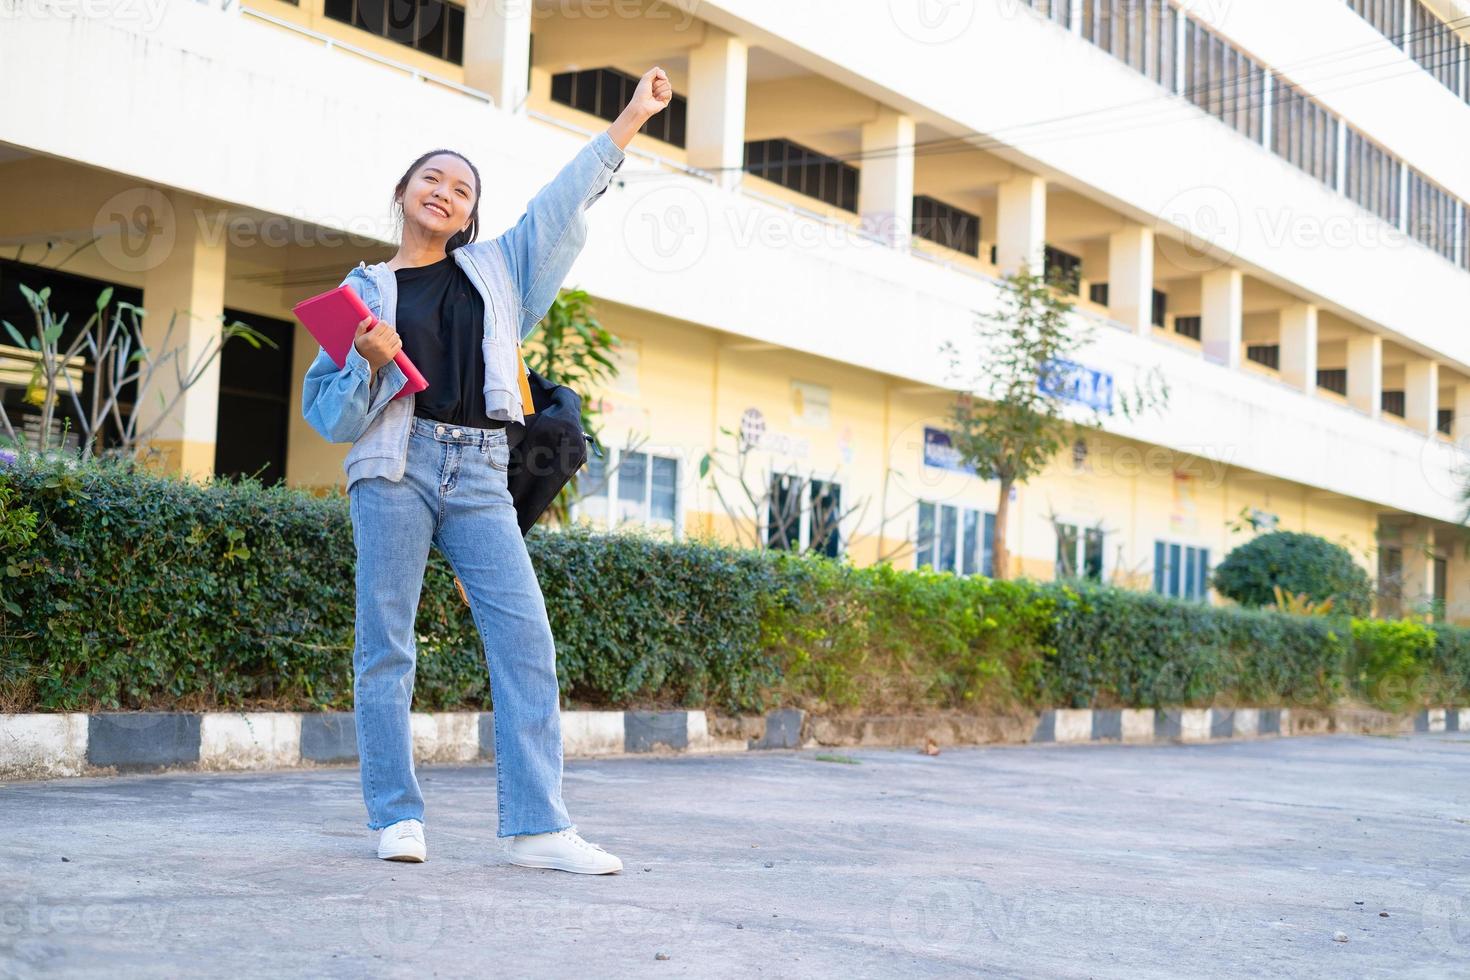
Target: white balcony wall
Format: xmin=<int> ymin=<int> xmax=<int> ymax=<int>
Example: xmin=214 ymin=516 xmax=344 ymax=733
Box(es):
xmin=685 ymin=0 xmax=1470 ymax=367
xmin=0 ymin=4 xmax=1463 ymax=524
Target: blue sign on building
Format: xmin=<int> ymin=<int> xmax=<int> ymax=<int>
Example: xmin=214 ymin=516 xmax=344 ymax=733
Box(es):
xmin=1039 ymin=358 xmax=1114 ymax=414
xmin=922 ymin=426 xmax=978 ymax=474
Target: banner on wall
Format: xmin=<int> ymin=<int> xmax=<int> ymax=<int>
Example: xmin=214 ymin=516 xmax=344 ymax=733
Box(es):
xmin=1038 ymin=358 xmax=1114 ymax=414
xmin=922 ymin=427 xmax=979 ymax=475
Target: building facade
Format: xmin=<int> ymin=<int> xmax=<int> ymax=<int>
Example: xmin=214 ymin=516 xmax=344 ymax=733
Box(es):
xmin=2 ymin=0 xmax=1468 ymax=617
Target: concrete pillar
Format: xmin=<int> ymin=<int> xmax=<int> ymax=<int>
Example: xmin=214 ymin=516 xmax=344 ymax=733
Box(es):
xmin=1346 ymin=334 xmax=1383 ymax=418
xmin=995 ymin=174 xmax=1046 ymax=275
xmin=1399 ymin=521 xmax=1437 ymax=621
xmin=138 ymin=191 xmax=227 ymax=480
xmin=1200 ymin=267 xmax=1243 ymax=369
xmin=858 ymin=108 xmax=915 ymax=247
xmin=1107 ymin=224 xmax=1154 ymax=336
xmin=687 ymin=27 xmax=748 ymax=190
xmin=463 ymin=0 xmax=532 ymax=112
xmin=1403 ymin=359 xmax=1439 ymax=435
xmin=1277 ymin=303 xmax=1318 ymax=394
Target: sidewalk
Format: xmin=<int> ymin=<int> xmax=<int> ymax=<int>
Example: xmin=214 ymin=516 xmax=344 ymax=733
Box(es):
xmin=3 ymin=733 xmax=1468 ymax=977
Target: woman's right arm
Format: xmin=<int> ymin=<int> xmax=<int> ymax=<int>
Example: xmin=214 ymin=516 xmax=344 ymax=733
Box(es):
xmin=301 ymin=341 xmax=406 ymax=444
xmin=301 ymin=273 xmax=408 ymax=443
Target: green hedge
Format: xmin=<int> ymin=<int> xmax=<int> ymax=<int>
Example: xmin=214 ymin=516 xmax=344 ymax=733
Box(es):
xmin=3 ymin=454 xmax=1469 ymax=715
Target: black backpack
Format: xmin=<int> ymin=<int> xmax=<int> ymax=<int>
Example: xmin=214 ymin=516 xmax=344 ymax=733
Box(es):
xmin=452 ymin=367 xmax=594 ymax=610
xmin=504 ymin=367 xmax=592 ymax=536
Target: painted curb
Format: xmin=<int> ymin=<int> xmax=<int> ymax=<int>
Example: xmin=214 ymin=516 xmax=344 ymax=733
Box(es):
xmin=1 ymin=705 xmax=1463 ymax=780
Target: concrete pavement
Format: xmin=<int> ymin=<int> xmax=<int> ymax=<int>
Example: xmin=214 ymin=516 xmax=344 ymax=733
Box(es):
xmin=3 ymin=733 xmax=1469 ymax=978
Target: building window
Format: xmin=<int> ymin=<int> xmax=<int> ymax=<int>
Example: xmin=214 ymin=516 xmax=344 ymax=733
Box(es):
xmin=1381 ymin=390 xmax=1406 ymax=418
xmin=1406 ymin=2 xmax=1470 ymax=106
xmin=1043 ymin=245 xmax=1082 ymax=294
xmin=323 ymin=0 xmax=465 ymax=65
xmin=810 ymin=479 xmax=842 ymax=559
xmin=1317 ymin=368 xmax=1348 ymax=395
xmin=1379 ymin=545 xmax=1404 ymax=618
xmin=744 ymin=138 xmax=859 ymax=212
xmin=1088 ymin=282 xmax=1110 ymax=307
xmin=1272 ymin=75 xmax=1339 ymax=186
xmin=916 ymin=502 xmax=995 ymax=577
xmin=767 ymin=474 xmax=845 ymax=556
xmin=1024 ymin=0 xmax=1071 ymax=29
xmin=575 ymin=448 xmax=680 ymax=534
xmin=1434 ymin=555 xmax=1448 ymax=622
xmin=1173 ymin=315 xmax=1202 ymax=341
xmin=1154 ymin=541 xmax=1210 ymax=601
xmin=550 ymin=67 xmax=688 ymax=147
xmin=1072 ymin=0 xmax=1180 ymax=90
xmin=1246 ymin=344 xmax=1280 ymax=370
xmin=1345 ymin=0 xmax=1406 ymax=42
xmin=1438 ymin=408 xmax=1453 ymax=435
xmin=912 ymin=195 xmax=980 ymax=256
xmin=1406 ymin=170 xmax=1461 ymax=265
xmin=1055 ymin=523 xmax=1105 ymax=581
xmin=1343 ymin=130 xmax=1402 ymax=228
xmin=1151 ymin=289 xmax=1167 ymax=327
xmin=1183 ymin=18 xmax=1266 ymax=143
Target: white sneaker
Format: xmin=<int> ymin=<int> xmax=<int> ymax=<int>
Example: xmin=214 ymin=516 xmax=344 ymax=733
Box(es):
xmin=505 ymin=826 xmax=622 ymax=874
xmin=377 ymin=819 xmax=426 ymax=863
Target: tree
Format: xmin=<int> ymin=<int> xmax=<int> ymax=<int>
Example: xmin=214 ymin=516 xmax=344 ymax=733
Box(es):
xmin=942 ymin=268 xmax=1166 ymax=580
xmin=1212 ymin=531 xmax=1373 ymax=616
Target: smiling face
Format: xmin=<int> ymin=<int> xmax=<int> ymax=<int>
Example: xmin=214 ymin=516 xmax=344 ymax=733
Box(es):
xmin=399 ymin=152 xmax=478 ymax=242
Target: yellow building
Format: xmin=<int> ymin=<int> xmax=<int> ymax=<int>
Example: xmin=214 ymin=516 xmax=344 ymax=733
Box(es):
xmin=2 ymin=0 xmax=1468 ymax=618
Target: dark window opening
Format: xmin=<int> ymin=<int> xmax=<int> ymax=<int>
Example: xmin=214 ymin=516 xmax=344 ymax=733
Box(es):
xmin=1434 ymin=555 xmax=1448 ymax=622
xmin=324 ymin=0 xmax=466 ymax=65
xmin=744 ymin=138 xmax=859 ymax=212
xmin=1438 ymin=408 xmax=1453 ymax=435
xmin=1151 ymin=289 xmax=1167 ymax=327
xmin=1246 ymin=344 xmax=1280 ymax=370
xmin=912 ymin=195 xmax=980 ymax=256
xmin=1088 ymin=282 xmax=1110 ymax=306
xmin=809 ymin=479 xmax=843 ymax=559
xmin=1043 ymin=245 xmax=1081 ymax=295
xmin=1381 ymin=390 xmax=1406 ymax=417
xmin=766 ymin=472 xmax=800 ymax=550
xmin=1083 ymin=527 xmax=1104 ymax=582
xmin=1317 ymin=368 xmax=1348 ymax=395
xmin=1174 ymin=315 xmax=1202 ymax=341
xmin=1379 ymin=544 xmax=1404 ymax=619
xmin=550 ymin=66 xmax=688 ymax=147
xmin=215 ymin=308 xmax=295 ymax=487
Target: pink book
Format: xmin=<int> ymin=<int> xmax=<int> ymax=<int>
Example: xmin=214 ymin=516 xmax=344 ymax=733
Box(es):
xmin=292 ymin=285 xmax=428 ymax=400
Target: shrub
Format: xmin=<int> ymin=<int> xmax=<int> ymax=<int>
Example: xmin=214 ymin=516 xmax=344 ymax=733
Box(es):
xmin=1041 ymin=584 xmax=1342 ymax=709
xmin=0 ymin=477 xmax=40 ymax=619
xmin=1347 ymin=619 xmax=1434 ymax=711
xmin=2 ymin=453 xmax=1467 ymax=716
xmin=1212 ymin=531 xmax=1373 ymax=616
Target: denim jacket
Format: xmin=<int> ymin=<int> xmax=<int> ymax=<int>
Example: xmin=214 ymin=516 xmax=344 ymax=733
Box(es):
xmin=301 ymin=131 xmax=626 ymax=491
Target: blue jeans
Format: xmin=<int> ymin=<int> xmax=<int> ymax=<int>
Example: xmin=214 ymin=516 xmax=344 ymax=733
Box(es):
xmin=347 ymin=415 xmax=572 ymax=838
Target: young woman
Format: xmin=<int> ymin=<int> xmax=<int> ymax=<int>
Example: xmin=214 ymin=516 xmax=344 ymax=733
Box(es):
xmin=302 ymin=67 xmax=673 ymax=874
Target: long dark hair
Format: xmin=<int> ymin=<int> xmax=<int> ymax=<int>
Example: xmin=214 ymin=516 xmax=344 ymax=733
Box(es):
xmin=392 ymin=149 xmax=482 ymax=252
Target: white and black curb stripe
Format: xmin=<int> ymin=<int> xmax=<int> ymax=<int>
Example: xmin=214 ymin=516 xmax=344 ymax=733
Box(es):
xmin=0 ymin=706 xmax=1460 ymax=780
xmin=1031 ymin=707 xmax=1287 ymax=743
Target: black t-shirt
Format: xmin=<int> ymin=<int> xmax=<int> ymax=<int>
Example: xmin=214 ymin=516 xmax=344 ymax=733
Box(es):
xmin=393 ymin=255 xmax=506 ymax=429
